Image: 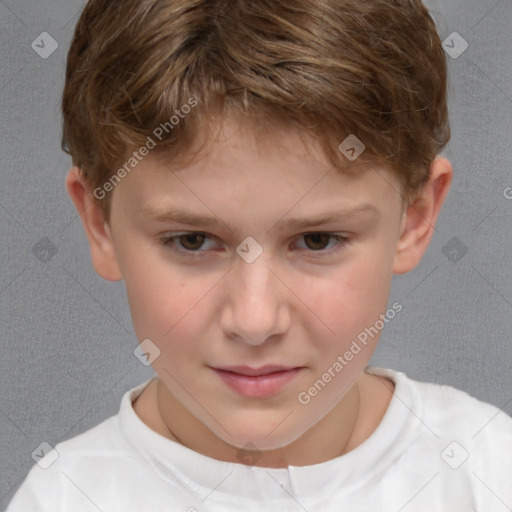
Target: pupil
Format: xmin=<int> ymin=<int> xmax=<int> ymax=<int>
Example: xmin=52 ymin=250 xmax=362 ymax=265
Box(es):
xmin=182 ymin=234 xmax=204 ymax=250
xmin=306 ymin=233 xmax=328 ymax=250
xmin=178 ymin=234 xmax=330 ymax=251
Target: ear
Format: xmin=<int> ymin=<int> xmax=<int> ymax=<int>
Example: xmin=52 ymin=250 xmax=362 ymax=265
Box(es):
xmin=393 ymin=156 xmax=453 ymax=274
xmin=65 ymin=167 xmax=122 ymax=281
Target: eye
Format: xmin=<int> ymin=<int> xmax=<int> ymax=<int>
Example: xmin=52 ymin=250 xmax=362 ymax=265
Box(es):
xmin=295 ymin=233 xmax=349 ymax=254
xmin=159 ymin=231 xmax=350 ymax=259
xmin=159 ymin=232 xmax=218 ymax=256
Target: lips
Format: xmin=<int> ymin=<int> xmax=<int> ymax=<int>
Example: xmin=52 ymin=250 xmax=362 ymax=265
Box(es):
xmin=212 ymin=365 xmax=299 ymax=377
xmin=210 ymin=365 xmax=304 ymax=398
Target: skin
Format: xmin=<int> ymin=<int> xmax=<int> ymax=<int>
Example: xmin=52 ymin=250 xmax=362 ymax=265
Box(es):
xmin=66 ymin=115 xmax=452 ymax=468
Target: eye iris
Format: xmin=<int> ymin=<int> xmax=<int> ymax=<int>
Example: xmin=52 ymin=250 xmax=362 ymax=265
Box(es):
xmin=174 ymin=234 xmax=336 ymax=252
xmin=180 ymin=234 xmax=205 ymax=250
xmin=304 ymin=233 xmax=330 ymax=250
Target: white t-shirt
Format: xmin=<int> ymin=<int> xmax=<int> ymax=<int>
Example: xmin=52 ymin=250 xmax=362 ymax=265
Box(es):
xmin=6 ymin=367 xmax=512 ymax=512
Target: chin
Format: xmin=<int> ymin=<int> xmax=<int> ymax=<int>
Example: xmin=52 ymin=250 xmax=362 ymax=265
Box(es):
xmin=220 ymin=421 xmax=306 ymax=453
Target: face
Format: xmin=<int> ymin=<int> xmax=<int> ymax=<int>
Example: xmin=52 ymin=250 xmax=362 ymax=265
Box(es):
xmin=106 ymin=116 xmax=406 ymax=452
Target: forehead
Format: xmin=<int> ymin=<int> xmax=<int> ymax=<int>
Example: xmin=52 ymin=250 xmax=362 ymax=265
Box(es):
xmin=110 ymin=114 xmax=404 ymax=225
xmin=139 ymin=113 xmax=377 ymax=186
xmin=152 ymin=109 xmax=374 ymax=174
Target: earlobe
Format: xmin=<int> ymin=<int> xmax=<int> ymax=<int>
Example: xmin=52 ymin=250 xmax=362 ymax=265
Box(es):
xmin=393 ymin=157 xmax=453 ymax=274
xmin=65 ymin=167 xmax=123 ymax=281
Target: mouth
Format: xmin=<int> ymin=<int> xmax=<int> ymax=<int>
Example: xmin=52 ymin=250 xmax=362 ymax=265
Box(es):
xmin=213 ymin=365 xmax=300 ymax=376
xmin=209 ymin=365 xmax=304 ymax=398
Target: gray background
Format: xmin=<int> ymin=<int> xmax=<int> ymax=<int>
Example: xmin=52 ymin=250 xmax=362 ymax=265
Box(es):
xmin=1 ymin=0 xmax=511 ymax=508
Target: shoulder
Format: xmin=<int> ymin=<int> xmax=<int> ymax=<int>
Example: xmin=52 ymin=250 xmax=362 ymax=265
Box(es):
xmin=407 ymin=372 xmax=512 ymax=473
xmin=6 ymin=380 xmax=150 ymax=512
xmin=407 ymin=370 xmax=512 ymax=440
xmin=368 ymin=367 xmax=512 ymax=509
xmin=369 ymin=366 xmax=512 ymax=438
xmin=6 ymin=416 xmax=124 ymax=511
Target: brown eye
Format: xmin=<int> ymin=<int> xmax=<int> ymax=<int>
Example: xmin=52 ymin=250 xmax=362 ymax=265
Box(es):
xmin=159 ymin=232 xmax=219 ymax=258
xmin=303 ymin=233 xmax=331 ymax=250
xmin=295 ymin=233 xmax=349 ymax=255
xmin=177 ymin=233 xmax=206 ymax=250
xmin=160 ymin=231 xmax=211 ymax=257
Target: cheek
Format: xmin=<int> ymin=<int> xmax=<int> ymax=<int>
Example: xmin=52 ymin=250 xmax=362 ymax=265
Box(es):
xmin=126 ymin=272 xmax=208 ymax=377
xmin=307 ymin=258 xmax=392 ymax=335
xmin=121 ymin=251 xmax=199 ymax=342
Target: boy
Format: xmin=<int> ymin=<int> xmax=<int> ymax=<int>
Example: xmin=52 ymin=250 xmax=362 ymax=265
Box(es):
xmin=7 ymin=0 xmax=512 ymax=510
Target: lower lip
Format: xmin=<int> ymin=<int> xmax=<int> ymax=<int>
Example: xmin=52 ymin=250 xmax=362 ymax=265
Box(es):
xmin=212 ymin=368 xmax=302 ymax=398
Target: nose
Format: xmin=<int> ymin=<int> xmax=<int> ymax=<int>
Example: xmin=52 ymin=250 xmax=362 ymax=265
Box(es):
xmin=220 ymin=250 xmax=291 ymax=346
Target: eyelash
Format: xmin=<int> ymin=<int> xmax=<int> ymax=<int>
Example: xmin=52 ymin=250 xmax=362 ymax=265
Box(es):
xmin=158 ymin=232 xmax=350 ymax=259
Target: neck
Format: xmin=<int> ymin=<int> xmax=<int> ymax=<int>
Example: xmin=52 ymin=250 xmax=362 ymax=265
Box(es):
xmin=155 ymin=376 xmax=364 ymax=468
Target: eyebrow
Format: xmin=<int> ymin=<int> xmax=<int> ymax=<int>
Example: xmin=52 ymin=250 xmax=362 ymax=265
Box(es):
xmin=142 ymin=204 xmax=380 ymax=231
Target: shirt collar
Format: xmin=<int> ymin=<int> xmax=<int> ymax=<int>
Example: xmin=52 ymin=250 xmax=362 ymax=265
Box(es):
xmin=118 ymin=367 xmax=419 ymax=500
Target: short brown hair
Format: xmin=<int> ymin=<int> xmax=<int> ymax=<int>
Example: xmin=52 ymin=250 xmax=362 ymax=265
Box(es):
xmin=62 ymin=0 xmax=450 ymax=220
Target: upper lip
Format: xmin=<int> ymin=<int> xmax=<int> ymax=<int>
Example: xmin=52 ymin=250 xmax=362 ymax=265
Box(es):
xmin=211 ymin=365 xmax=301 ymax=376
